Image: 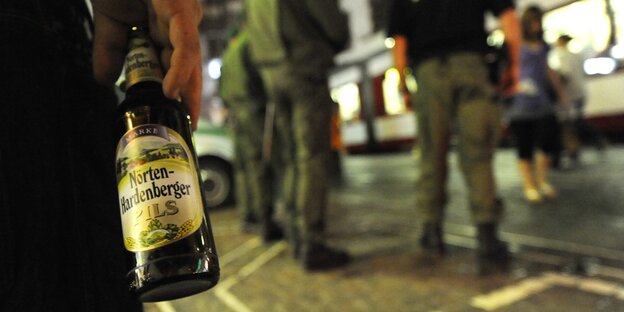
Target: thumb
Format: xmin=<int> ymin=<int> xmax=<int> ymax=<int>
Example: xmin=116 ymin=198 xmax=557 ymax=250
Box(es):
xmin=92 ymin=12 xmax=130 ymax=88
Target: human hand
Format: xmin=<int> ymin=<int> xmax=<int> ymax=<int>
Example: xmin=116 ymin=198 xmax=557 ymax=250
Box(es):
xmin=400 ymin=88 xmax=411 ymax=107
xmin=558 ymin=93 xmax=571 ymax=109
xmin=91 ymin=0 xmax=203 ymax=129
xmin=499 ymin=63 xmax=519 ymax=97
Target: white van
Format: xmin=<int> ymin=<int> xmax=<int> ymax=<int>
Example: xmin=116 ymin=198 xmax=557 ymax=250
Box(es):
xmin=193 ymin=118 xmax=235 ymax=209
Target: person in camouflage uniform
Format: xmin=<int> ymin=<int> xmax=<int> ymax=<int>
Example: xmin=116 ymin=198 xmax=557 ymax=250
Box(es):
xmin=246 ymin=0 xmax=351 ymax=271
xmin=387 ymin=0 xmax=521 ymax=273
xmin=219 ymin=24 xmax=283 ymax=242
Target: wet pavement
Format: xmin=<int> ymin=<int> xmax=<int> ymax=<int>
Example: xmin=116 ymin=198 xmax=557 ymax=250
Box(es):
xmin=145 ymin=145 xmax=624 ymax=312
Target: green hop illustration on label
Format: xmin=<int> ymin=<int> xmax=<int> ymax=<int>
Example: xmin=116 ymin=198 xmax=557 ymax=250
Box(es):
xmin=164 ymin=223 xmax=180 ymax=239
xmin=147 ymin=219 xmax=163 ymax=232
xmin=126 ymin=237 xmax=137 ymax=249
xmin=137 ymin=219 xmax=187 ymax=248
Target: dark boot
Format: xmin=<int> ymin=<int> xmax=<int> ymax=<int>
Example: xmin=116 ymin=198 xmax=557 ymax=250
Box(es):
xmin=286 ymin=222 xmax=302 ymax=259
xmin=476 ymin=223 xmax=510 ymax=275
xmin=300 ymin=242 xmax=351 ymax=271
xmin=241 ymin=214 xmax=259 ymax=233
xmin=420 ymin=222 xmax=445 ymax=256
xmin=261 ymin=219 xmax=284 ymax=243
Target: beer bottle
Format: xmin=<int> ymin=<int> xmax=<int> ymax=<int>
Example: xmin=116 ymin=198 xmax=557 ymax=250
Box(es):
xmin=113 ymin=27 xmax=220 ymax=302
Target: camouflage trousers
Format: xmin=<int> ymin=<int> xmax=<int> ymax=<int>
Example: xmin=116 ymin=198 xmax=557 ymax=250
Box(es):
xmin=412 ymin=52 xmax=503 ymax=224
xmin=228 ymin=96 xmax=273 ymax=222
xmin=258 ymin=64 xmax=333 ymax=245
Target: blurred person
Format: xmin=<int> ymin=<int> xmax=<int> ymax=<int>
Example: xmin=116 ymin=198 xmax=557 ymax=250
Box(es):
xmin=506 ymin=6 xmax=567 ymax=203
xmin=550 ymin=34 xmax=607 ymax=164
xmin=0 ymin=0 xmax=202 ymax=310
xmin=329 ymin=101 xmax=345 ymax=187
xmin=387 ymin=0 xmax=521 ymax=272
xmin=549 ymin=34 xmax=581 ymax=168
xmin=246 ymin=0 xmax=351 ymax=271
xmin=219 ymin=23 xmax=283 ymax=242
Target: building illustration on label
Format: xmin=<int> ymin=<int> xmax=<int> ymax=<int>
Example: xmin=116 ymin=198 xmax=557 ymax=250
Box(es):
xmin=116 ymin=124 xmax=203 ymax=251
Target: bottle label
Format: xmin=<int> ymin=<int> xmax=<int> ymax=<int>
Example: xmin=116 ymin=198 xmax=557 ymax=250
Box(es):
xmin=115 ymin=124 xmax=204 ymax=252
xmin=125 ymin=34 xmax=163 ymax=86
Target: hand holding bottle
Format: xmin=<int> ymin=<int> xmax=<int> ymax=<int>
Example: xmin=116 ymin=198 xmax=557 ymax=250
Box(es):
xmin=91 ymin=0 xmax=203 ymax=129
xmin=113 ymin=28 xmax=219 ymax=302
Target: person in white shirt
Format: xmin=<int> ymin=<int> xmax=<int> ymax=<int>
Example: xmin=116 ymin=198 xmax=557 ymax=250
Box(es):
xmin=550 ymin=34 xmax=606 ymax=164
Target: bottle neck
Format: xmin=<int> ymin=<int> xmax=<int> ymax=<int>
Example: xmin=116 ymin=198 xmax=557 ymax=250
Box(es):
xmin=126 ymin=80 xmax=163 ymax=96
xmin=124 ymin=30 xmax=164 ymax=90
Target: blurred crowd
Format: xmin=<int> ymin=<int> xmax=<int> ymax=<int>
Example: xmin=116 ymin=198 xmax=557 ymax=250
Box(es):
xmin=220 ymin=0 xmax=610 ymax=276
xmin=0 ymin=0 xmax=613 ymax=310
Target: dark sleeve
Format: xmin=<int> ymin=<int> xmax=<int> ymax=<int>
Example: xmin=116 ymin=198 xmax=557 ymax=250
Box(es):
xmin=485 ymin=0 xmax=514 ymax=16
xmin=242 ymin=42 xmax=266 ymax=100
xmin=386 ymin=0 xmax=408 ymax=37
xmin=306 ymin=0 xmax=349 ymax=51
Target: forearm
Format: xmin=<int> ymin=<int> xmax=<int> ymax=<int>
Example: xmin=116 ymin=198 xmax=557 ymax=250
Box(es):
xmin=90 ymin=0 xmax=146 ymax=25
xmin=500 ymin=9 xmax=520 ymax=67
xmin=548 ymin=67 xmax=567 ymax=103
xmin=500 ymin=8 xmax=521 ymax=90
xmin=392 ymin=35 xmax=408 ymax=91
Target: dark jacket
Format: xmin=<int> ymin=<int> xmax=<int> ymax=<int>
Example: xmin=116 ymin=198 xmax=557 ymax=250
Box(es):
xmin=387 ymin=0 xmax=514 ymax=66
xmin=0 ymin=1 xmax=142 ymax=311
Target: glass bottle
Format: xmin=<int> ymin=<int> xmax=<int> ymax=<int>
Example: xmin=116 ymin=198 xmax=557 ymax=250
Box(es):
xmin=113 ymin=27 xmax=219 ymax=302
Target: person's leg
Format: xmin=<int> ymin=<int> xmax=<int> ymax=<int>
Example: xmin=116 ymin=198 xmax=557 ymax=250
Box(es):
xmin=230 ymin=113 xmax=255 ymax=227
xmin=451 ymin=53 xmax=508 ymax=272
xmin=260 ymin=66 xmax=294 ymax=243
xmin=561 ymin=118 xmax=580 ymax=163
xmin=287 ymin=73 xmax=350 ymax=270
xmin=259 ymin=64 xmax=292 ymax=236
xmin=245 ymin=97 xmax=282 ymax=240
xmin=452 ymin=53 xmax=501 ymax=224
xmin=412 ymin=58 xmax=452 ymax=255
xmin=509 ymin=119 xmax=541 ymax=203
xmin=536 ymin=114 xmax=560 ymax=199
xmin=518 ymin=159 xmax=540 ymax=200
xmin=574 ymin=97 xmax=606 ymax=149
xmin=233 ymin=96 xmax=281 ymax=239
xmin=413 ymin=59 xmax=452 ymax=221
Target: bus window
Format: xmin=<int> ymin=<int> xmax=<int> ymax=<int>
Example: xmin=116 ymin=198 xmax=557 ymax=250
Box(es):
xmin=331 ymin=82 xmax=361 ymax=122
xmin=543 ymin=0 xmax=611 ymax=55
xmin=382 ymin=68 xmax=405 ymax=115
xmin=610 ymin=0 xmax=624 ymax=61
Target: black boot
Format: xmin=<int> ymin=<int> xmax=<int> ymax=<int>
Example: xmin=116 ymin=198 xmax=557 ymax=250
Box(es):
xmin=241 ymin=214 xmax=259 ymax=233
xmin=420 ymin=222 xmax=445 ymax=256
xmin=300 ymin=243 xmax=351 ymax=271
xmin=476 ymin=223 xmax=510 ymax=275
xmin=261 ymin=219 xmax=284 ymax=243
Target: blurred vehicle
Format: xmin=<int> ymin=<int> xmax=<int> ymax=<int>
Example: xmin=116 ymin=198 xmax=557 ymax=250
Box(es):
xmin=329 ymin=0 xmax=624 ymax=154
xmin=193 ymin=118 xmax=235 ymax=209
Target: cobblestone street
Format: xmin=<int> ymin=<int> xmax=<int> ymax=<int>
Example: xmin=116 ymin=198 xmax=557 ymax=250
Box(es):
xmin=146 ymin=146 xmax=624 ymax=312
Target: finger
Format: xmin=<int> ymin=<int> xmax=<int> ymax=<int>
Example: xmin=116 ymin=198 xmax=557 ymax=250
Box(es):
xmin=179 ymin=64 xmax=202 ymax=130
xmin=161 ymin=12 xmax=201 ymax=100
xmin=92 ymin=11 xmax=129 ymax=88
